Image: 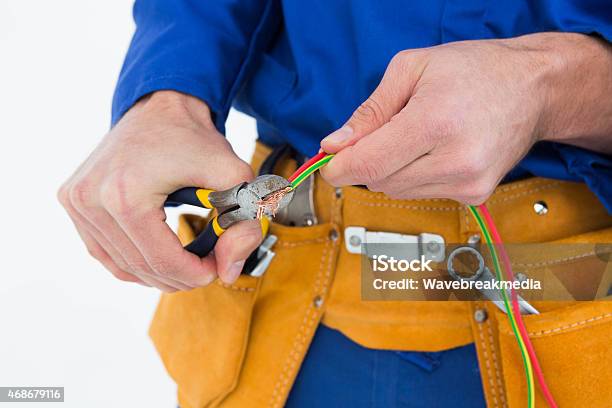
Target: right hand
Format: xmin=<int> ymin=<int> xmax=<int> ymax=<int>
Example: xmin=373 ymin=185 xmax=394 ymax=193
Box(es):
xmin=58 ymin=91 xmax=263 ymax=291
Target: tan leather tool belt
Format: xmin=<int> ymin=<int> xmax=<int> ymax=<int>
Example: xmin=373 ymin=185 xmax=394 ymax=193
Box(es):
xmin=150 ymin=142 xmax=612 ymax=408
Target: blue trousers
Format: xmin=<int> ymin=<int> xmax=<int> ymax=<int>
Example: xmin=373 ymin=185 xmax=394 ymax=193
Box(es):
xmin=286 ymin=324 xmax=486 ymax=407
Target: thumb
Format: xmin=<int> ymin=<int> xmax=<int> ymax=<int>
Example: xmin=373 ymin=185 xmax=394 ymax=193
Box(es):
xmin=185 ymin=137 xmax=255 ymax=192
xmin=320 ymin=51 xmax=426 ymax=153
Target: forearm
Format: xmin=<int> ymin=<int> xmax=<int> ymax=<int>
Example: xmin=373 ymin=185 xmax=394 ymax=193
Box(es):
xmin=528 ymin=33 xmax=612 ymax=153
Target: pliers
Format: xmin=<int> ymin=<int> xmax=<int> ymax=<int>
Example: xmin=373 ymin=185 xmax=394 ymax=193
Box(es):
xmin=165 ymin=175 xmax=294 ymax=257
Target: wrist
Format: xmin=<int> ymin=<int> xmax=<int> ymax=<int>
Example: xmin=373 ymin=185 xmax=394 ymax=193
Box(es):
xmin=514 ymin=33 xmax=612 ymax=148
xmin=137 ymin=90 xmax=216 ymax=131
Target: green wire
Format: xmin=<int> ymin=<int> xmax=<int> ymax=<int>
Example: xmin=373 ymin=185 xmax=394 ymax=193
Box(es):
xmin=288 ymin=154 xmax=535 ymax=407
xmin=290 ymin=155 xmax=334 ymax=189
xmin=468 ymin=206 xmax=534 ymax=408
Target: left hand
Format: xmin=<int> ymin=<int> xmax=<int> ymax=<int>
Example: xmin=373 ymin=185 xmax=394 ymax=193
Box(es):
xmin=320 ymin=34 xmax=570 ymax=204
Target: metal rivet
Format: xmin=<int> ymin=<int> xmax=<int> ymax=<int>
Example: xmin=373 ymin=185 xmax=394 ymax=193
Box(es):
xmin=467 ymin=234 xmax=481 ymax=245
xmin=329 ymin=229 xmax=339 ymax=241
xmin=516 ymin=272 xmax=528 ymax=283
xmin=474 ymin=309 xmax=488 ymax=323
xmin=303 ymin=214 xmax=315 ymax=226
xmin=533 ymin=201 xmax=548 ymax=215
xmin=313 ymin=295 xmax=323 ymax=308
xmin=426 ymin=241 xmax=441 ymax=253
xmin=349 ymin=235 xmax=362 ymax=246
xmin=335 ymin=188 xmax=343 ymax=199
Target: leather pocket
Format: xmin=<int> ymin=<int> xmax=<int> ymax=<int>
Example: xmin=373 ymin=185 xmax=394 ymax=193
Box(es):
xmin=151 ymin=209 xmax=339 ymax=407
xmin=226 ymin=221 xmax=338 ymax=406
xmin=149 ymin=215 xmax=262 ymax=408
xmin=495 ymin=301 xmax=612 ymax=407
xmin=494 ymin=227 xmax=612 ymax=407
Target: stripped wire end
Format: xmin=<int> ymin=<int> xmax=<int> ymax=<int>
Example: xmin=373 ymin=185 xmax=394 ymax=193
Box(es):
xmin=255 ymin=152 xmax=333 ymax=220
xmin=256 ymin=186 xmax=293 ymax=219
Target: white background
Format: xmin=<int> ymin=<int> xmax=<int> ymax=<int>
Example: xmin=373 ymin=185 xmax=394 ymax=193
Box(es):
xmin=0 ymin=1 xmax=256 ymax=407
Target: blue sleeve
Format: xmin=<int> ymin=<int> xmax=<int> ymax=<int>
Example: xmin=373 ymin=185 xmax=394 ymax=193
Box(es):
xmin=545 ymin=1 xmax=612 ymax=211
xmin=554 ymin=145 xmax=612 ymax=213
xmin=545 ymin=0 xmax=612 ymax=42
xmin=111 ymin=0 xmax=280 ymax=132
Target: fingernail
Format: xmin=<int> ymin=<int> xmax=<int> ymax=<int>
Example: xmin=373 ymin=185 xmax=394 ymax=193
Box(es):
xmin=224 ymin=260 xmax=245 ymax=283
xmin=203 ymin=272 xmax=217 ymax=286
xmin=322 ymin=126 xmax=353 ymax=144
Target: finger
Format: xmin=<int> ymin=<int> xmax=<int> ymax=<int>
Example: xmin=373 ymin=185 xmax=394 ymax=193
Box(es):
xmin=366 ymin=154 xmax=446 ymax=195
xmin=74 ymin=202 xmax=194 ymax=291
xmin=384 ymin=182 xmax=451 ymax=200
xmin=176 ymin=142 xmax=255 ymax=192
xmin=111 ymin=205 xmax=218 ymax=287
xmin=74 ymin=221 xmax=148 ymax=285
xmin=390 ymin=182 xmax=488 ymax=205
xmin=321 ymin=50 xmax=427 ymax=153
xmin=383 ymin=178 xmax=493 ymax=205
xmin=321 ymin=105 xmax=434 ymax=187
xmin=214 ymin=220 xmax=264 ymax=284
xmin=128 ymin=271 xmax=180 ymax=292
xmin=67 ymin=202 xmax=181 ymax=291
xmin=367 ymin=152 xmax=499 ymax=204
xmin=62 ymin=182 xmax=186 ymax=291
xmin=59 ymin=197 xmax=147 ymax=286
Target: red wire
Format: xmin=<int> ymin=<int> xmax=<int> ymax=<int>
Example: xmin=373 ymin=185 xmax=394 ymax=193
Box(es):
xmin=287 ymin=151 xmax=328 ymax=182
xmin=289 ymin=155 xmax=559 ymax=407
xmin=478 ymin=205 xmax=558 ymax=408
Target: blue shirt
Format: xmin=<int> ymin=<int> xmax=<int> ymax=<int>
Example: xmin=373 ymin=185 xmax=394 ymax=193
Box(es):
xmin=112 ymin=0 xmax=612 ymax=211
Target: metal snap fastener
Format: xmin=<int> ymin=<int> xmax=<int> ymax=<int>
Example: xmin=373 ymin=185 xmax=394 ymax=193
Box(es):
xmin=313 ymin=295 xmax=323 ymax=308
xmin=349 ymin=235 xmax=362 ymax=246
xmin=329 ymin=228 xmax=339 ymax=241
xmin=474 ymin=309 xmax=488 ymax=323
xmin=533 ymin=201 xmax=548 ymax=215
xmin=335 ymin=188 xmax=343 ymax=199
xmin=467 ymin=234 xmax=481 ymax=245
xmin=516 ymin=272 xmax=528 ymax=283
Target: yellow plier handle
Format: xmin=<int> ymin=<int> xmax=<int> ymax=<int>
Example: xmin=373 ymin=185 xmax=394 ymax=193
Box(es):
xmin=165 ymin=186 xmax=270 ymax=257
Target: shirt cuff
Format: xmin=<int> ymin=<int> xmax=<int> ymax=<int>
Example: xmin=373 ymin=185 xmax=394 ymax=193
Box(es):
xmin=111 ymin=76 xmax=227 ymax=132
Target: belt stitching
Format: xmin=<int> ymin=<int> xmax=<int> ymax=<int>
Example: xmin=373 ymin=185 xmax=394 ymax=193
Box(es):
xmin=347 ymin=177 xmax=552 ymax=201
xmin=514 ymin=251 xmax=595 ymax=267
xmin=215 ymin=281 xmax=256 ymax=292
xmin=488 ymin=182 xmax=562 ymax=204
xmin=269 ymin=237 xmax=333 ymax=407
xmin=351 ymin=183 xmax=563 ymax=211
xmin=275 ymin=237 xmax=327 ymax=248
xmin=476 ymin=315 xmax=501 ymax=408
xmin=485 ymin=316 xmax=507 ymax=407
xmin=352 ymin=201 xmax=460 ymax=211
xmin=501 ymin=313 xmax=612 ymax=337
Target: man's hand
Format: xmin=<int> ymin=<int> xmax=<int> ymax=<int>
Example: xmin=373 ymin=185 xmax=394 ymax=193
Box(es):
xmin=321 ymin=33 xmax=612 ymax=203
xmin=58 ymin=91 xmax=261 ymax=291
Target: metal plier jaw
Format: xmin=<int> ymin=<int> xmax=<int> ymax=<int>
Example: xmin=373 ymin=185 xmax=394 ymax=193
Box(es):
xmin=165 ymin=175 xmax=294 ymax=257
